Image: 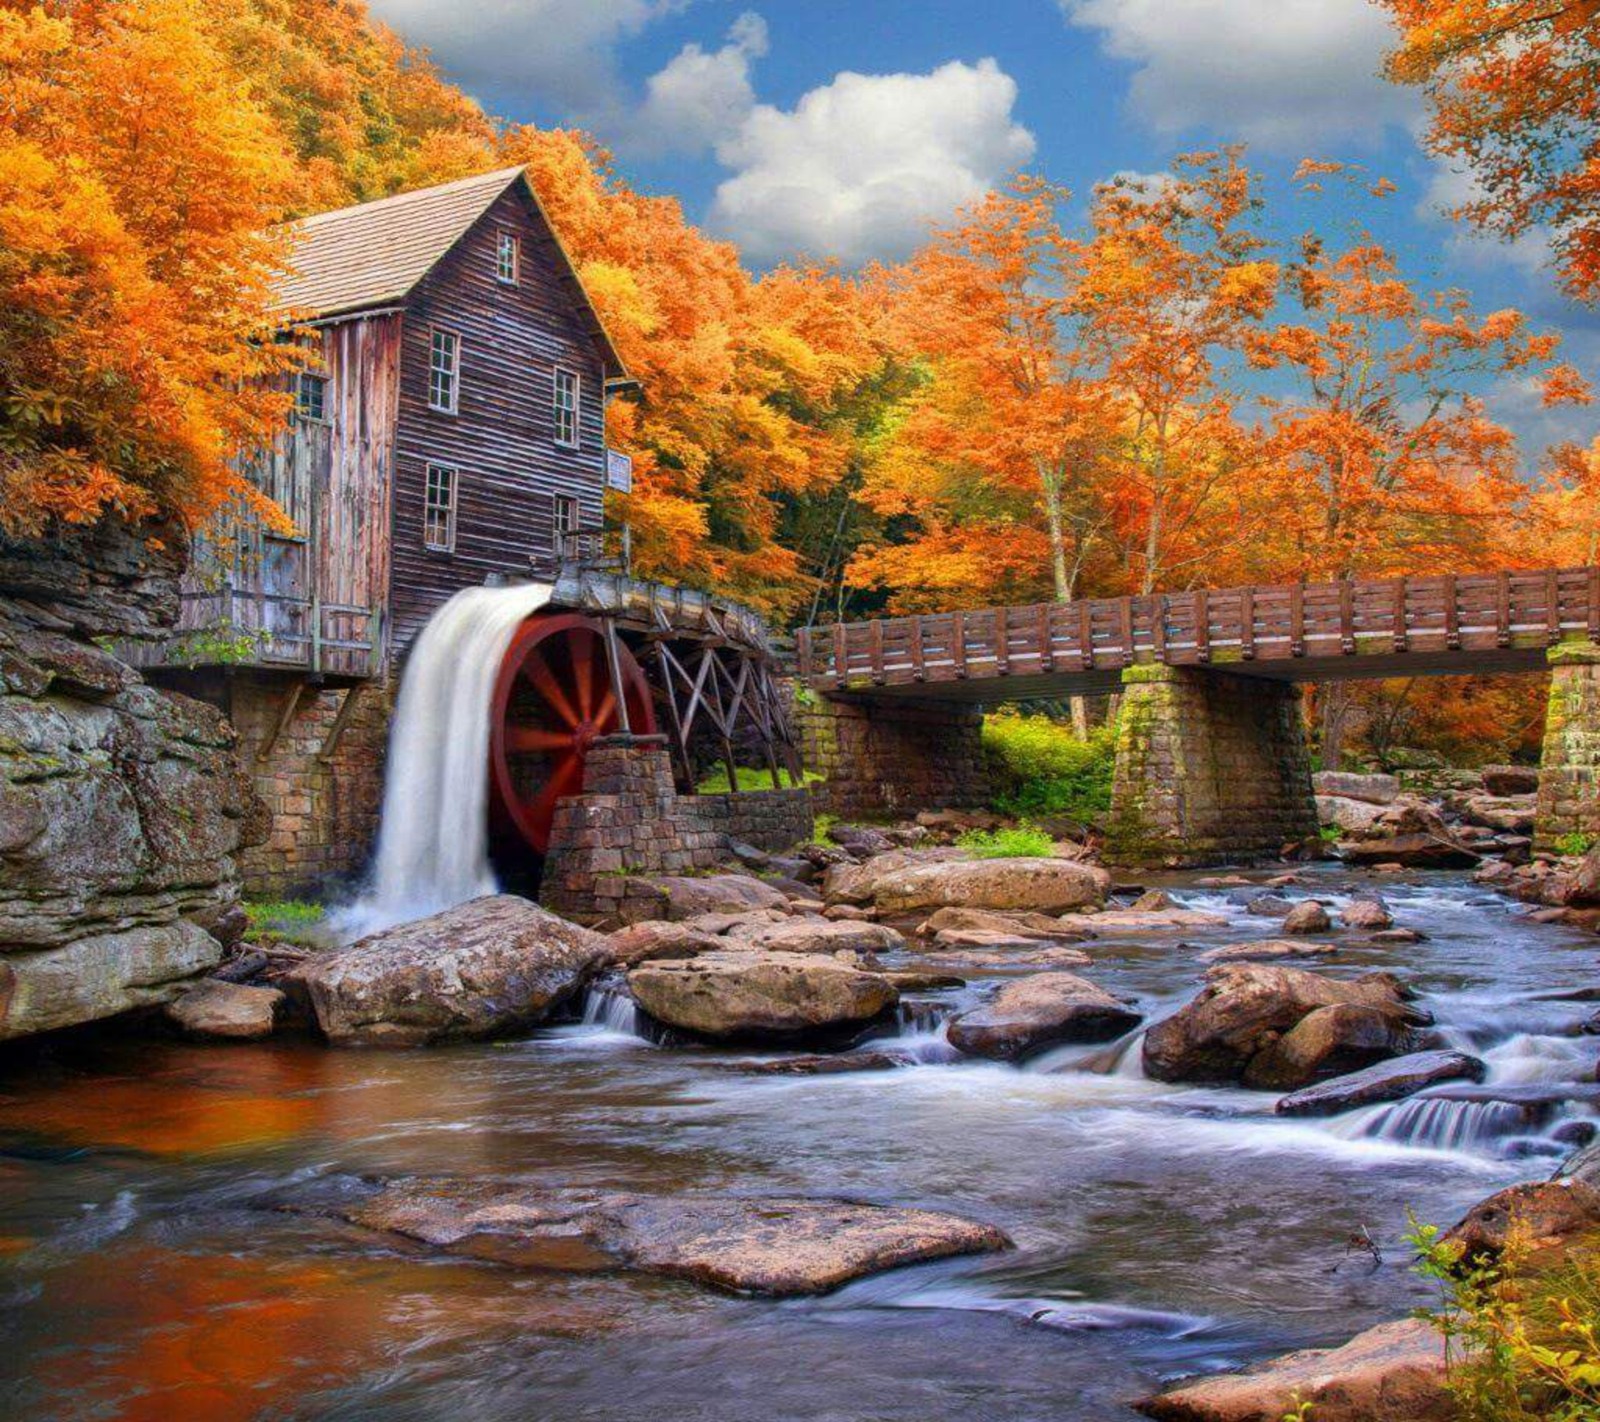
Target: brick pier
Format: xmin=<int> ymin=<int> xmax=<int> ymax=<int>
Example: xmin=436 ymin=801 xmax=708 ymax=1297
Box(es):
xmin=1536 ymin=644 xmax=1600 ymax=850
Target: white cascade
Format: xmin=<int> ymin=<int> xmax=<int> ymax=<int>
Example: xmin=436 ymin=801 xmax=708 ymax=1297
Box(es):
xmin=338 ymin=582 xmax=552 ymax=937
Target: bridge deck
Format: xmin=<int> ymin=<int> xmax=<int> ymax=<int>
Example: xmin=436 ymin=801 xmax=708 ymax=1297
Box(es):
xmin=797 ymin=568 xmax=1600 ymax=703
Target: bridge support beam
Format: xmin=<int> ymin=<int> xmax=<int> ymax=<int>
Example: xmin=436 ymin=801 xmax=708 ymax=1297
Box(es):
xmin=796 ymin=694 xmax=990 ymax=821
xmin=1536 ymin=644 xmax=1600 ymax=851
xmin=1105 ymin=665 xmax=1318 ymax=868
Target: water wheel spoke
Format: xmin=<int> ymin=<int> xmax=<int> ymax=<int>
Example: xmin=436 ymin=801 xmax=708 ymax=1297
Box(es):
xmin=525 ymin=752 xmax=585 ymax=829
xmin=521 ymin=650 xmax=581 ymax=729
xmin=505 ymin=725 xmax=573 ymax=754
xmin=594 ymin=687 xmax=617 ymax=729
xmin=571 ymin=633 xmax=596 ymax=718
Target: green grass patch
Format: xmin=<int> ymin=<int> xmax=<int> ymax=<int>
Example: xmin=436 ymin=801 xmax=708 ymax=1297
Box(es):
xmin=1556 ymin=832 xmax=1596 ymax=858
xmin=956 ymin=825 xmax=1056 ymax=859
xmin=243 ymin=899 xmax=327 ymax=948
xmin=983 ymin=709 xmax=1116 ymax=821
xmin=695 ymin=765 xmax=825 ymax=794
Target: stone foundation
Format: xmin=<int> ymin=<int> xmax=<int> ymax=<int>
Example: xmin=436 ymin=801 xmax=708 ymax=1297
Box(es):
xmin=1104 ymin=665 xmax=1317 ymax=868
xmin=542 ymin=736 xmax=813 ymax=922
xmin=168 ymin=672 xmax=392 ymax=900
xmin=1536 ymin=644 xmax=1600 ymax=851
xmin=797 ymin=694 xmax=989 ymax=820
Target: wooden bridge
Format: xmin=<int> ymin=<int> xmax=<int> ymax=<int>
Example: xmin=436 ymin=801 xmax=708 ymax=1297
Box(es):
xmin=793 ymin=567 xmax=1600 ymax=867
xmin=797 ymin=567 xmax=1600 ymax=701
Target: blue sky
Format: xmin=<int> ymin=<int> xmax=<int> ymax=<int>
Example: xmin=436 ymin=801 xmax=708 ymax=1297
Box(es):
xmin=365 ymin=0 xmax=1596 ymax=457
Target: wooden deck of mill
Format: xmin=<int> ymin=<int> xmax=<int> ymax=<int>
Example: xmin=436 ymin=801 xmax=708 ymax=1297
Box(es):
xmin=797 ymin=567 xmax=1600 ymax=701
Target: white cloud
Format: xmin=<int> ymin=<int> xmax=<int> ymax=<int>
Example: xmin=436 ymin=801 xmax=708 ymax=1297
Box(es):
xmin=709 ymin=58 xmax=1036 ymax=265
xmin=626 ymin=13 xmax=768 ymax=156
xmin=1061 ymin=0 xmax=1415 ymax=150
xmin=1420 ymin=163 xmax=1554 ymax=278
xmin=366 ymin=0 xmax=677 ymax=118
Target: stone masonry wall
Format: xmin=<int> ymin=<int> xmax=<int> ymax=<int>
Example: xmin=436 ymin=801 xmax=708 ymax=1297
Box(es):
xmin=215 ymin=674 xmax=392 ymax=899
xmin=797 ymin=693 xmax=989 ymax=821
xmin=1536 ymin=644 xmax=1600 ymax=851
xmin=1104 ymin=665 xmax=1318 ymax=868
xmin=542 ymin=735 xmax=813 ymax=922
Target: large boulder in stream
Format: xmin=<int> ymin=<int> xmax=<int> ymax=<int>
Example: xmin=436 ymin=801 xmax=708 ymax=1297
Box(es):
xmin=947 ymin=973 xmax=1140 ymax=1062
xmin=613 ymin=874 xmax=791 ymax=923
xmin=1274 ymin=1050 xmax=1485 ymax=1117
xmin=825 ymin=852 xmax=1109 ymax=916
xmin=1142 ymin=964 xmax=1425 ymax=1089
xmin=1137 ymin=1317 xmax=1451 ymax=1422
xmin=1442 ymin=1177 xmax=1600 ymax=1271
xmin=292 ymin=895 xmax=610 ymax=1047
xmin=288 ymin=1176 xmax=1009 ymax=1297
xmin=627 ymin=949 xmax=897 ymax=1041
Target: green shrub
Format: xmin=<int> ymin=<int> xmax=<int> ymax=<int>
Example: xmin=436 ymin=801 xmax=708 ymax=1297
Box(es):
xmin=1556 ymin=832 xmax=1596 ymax=858
xmin=982 ymin=709 xmax=1116 ymax=821
xmin=1410 ymin=1216 xmax=1600 ymax=1421
xmin=956 ymin=825 xmax=1057 ymax=858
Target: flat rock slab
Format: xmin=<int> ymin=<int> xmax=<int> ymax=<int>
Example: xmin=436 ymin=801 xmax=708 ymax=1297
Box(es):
xmin=165 ymin=979 xmax=283 ymax=1041
xmin=1198 ymin=940 xmax=1338 ymax=965
xmin=1137 ymin=1317 xmax=1450 ymax=1422
xmin=291 ymin=895 xmax=611 ymax=1048
xmin=627 ymin=950 xmax=897 ymax=1041
xmin=947 ymin=973 xmax=1140 ymax=1062
xmin=617 ymin=875 xmax=792 ymax=923
xmin=1275 ymin=1050 xmax=1486 ymax=1117
xmin=1080 ymin=909 xmax=1231 ymax=934
xmin=308 ymin=1178 xmax=1009 ymax=1297
xmin=915 ymin=907 xmax=1092 ymax=942
xmin=736 ymin=918 xmax=907 ymax=956
xmin=910 ymin=944 xmax=1094 ymax=972
xmin=827 ymin=854 xmax=1109 ymax=916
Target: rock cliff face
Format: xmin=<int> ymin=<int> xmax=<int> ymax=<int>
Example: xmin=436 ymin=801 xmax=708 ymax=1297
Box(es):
xmin=0 ymin=522 xmax=262 ymax=1040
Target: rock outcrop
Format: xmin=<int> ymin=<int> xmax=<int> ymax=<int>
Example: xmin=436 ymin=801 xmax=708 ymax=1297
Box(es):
xmin=0 ymin=520 xmax=261 ymax=1040
xmin=825 ymin=851 xmax=1109 ymax=916
xmin=946 ymin=973 xmax=1140 ymax=1061
xmin=1142 ymin=964 xmax=1424 ymax=1088
xmin=627 ymin=949 xmax=897 ymax=1041
xmin=292 ymin=895 xmax=611 ymax=1046
xmin=286 ymin=1175 xmax=1010 ymax=1297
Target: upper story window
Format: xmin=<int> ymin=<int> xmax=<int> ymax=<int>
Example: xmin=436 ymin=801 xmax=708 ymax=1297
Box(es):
xmin=294 ymin=371 xmax=328 ymax=423
xmin=428 ymin=329 xmax=460 ymax=414
xmin=495 ymin=229 xmax=520 ymax=285
xmin=554 ymin=367 xmax=580 ymax=448
xmin=423 ymin=462 xmax=457 ymax=552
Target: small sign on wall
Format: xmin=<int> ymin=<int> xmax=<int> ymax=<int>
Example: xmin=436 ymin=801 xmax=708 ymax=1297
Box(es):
xmin=606 ymin=449 xmax=634 ymax=493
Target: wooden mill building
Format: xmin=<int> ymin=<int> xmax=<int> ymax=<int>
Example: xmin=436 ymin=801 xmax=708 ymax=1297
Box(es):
xmin=133 ymin=167 xmax=804 ymax=898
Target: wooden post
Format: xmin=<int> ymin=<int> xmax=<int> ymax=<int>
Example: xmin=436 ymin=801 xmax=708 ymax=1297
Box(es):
xmin=1547 ymin=568 xmax=1562 ymax=644
xmin=1289 ymin=582 xmax=1305 ymax=657
xmin=952 ymin=611 xmax=968 ymax=678
xmin=1496 ymin=571 xmax=1512 ymax=649
xmin=1038 ymin=603 xmax=1056 ymax=673
xmin=1078 ymin=602 xmax=1094 ymax=672
xmin=316 ymin=685 xmax=363 ymax=764
xmin=910 ymin=616 xmax=927 ymax=681
xmin=1392 ymin=578 xmax=1409 ymax=654
xmin=601 ymin=617 xmax=633 ymax=735
xmin=256 ymin=680 xmax=306 ymax=765
xmin=1194 ymin=588 xmax=1210 ymax=664
xmin=1151 ymin=594 xmax=1167 ymax=661
xmin=868 ymin=619 xmax=885 ymax=685
xmin=1443 ymin=574 xmax=1460 ymax=651
xmin=1119 ymin=598 xmax=1134 ymax=667
xmin=1241 ymin=587 xmax=1255 ymax=661
xmin=1338 ymin=581 xmax=1354 ymax=655
xmin=1589 ymin=567 xmax=1600 ymax=645
xmin=796 ymin=627 xmax=813 ymax=680
xmin=832 ymin=622 xmax=848 ymax=688
xmin=995 ymin=605 xmax=1010 ymax=675
xmin=310 ymin=593 xmax=323 ymax=674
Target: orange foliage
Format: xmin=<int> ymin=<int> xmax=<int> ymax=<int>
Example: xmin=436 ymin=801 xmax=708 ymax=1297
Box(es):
xmin=1380 ymin=1 xmax=1600 ymax=303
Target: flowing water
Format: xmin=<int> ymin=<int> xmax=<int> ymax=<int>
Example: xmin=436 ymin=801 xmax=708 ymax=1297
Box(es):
xmin=1 ymin=869 xmax=1596 ymax=1420
xmin=337 ymin=583 xmax=552 ymax=937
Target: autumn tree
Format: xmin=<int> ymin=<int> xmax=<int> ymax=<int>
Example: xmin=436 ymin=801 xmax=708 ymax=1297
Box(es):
xmin=0 ymin=0 xmax=301 ymax=534
xmin=1529 ymin=435 xmax=1600 ymax=563
xmin=1380 ymin=1 xmax=1600 ymax=302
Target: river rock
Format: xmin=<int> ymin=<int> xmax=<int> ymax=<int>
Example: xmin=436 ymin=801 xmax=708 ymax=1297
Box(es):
xmin=165 ymin=979 xmax=284 ymax=1041
xmin=821 ymin=848 xmax=969 ymax=906
xmin=836 ymin=856 xmax=1110 ymax=916
xmin=1311 ymin=771 xmax=1401 ymax=805
xmin=1316 ymin=796 xmax=1388 ymax=835
xmin=1456 ymin=793 xmax=1536 ymax=834
xmin=315 ymin=1177 xmax=1010 ymax=1297
xmin=1136 ymin=1317 xmax=1450 ymax=1422
xmin=912 ymin=943 xmax=1094 ymax=972
xmin=1481 ymin=765 xmax=1539 ymax=796
xmin=740 ymin=1051 xmax=904 ymax=1075
xmin=1281 ymin=900 xmax=1331 ymax=934
xmin=1339 ymin=898 xmax=1393 ymax=931
xmin=1274 ymin=1050 xmax=1486 ymax=1116
xmin=1083 ymin=907 xmax=1232 ymax=933
xmin=1197 ymin=939 xmax=1337 ymax=964
xmin=0 ymin=522 xmax=262 ymax=1041
xmin=1442 ymin=1178 xmax=1600 ymax=1270
xmin=829 ymin=823 xmax=896 ymax=857
xmin=1142 ymin=964 xmax=1423 ymax=1086
xmin=1244 ymin=1003 xmax=1417 ymax=1090
xmin=947 ymin=973 xmax=1140 ymax=1061
xmin=1563 ymin=844 xmax=1600 ymax=906
xmin=915 ymin=907 xmax=1092 ymax=942
xmin=734 ymin=917 xmax=906 ymax=956
xmin=617 ymin=874 xmax=791 ymax=923
xmin=627 ymin=949 xmax=897 ymax=1041
xmin=606 ymin=921 xmax=725 ymax=966
xmin=1341 ymin=832 xmax=1480 ymax=870
xmin=292 ymin=895 xmax=611 ymax=1047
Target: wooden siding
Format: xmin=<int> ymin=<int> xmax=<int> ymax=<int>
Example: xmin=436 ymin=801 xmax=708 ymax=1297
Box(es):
xmin=388 ymin=185 xmax=610 ymax=653
xmin=798 ymin=568 xmax=1600 ymax=702
xmin=167 ymin=314 xmax=400 ymax=678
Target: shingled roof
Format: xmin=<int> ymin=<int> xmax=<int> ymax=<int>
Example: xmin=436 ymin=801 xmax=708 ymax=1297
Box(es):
xmin=274 ymin=167 xmax=628 ymax=380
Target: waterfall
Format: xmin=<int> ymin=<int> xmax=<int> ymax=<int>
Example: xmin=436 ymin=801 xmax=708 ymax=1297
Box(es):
xmin=338 ymin=582 xmax=552 ymax=937
xmin=1342 ymin=1096 xmax=1538 ymax=1152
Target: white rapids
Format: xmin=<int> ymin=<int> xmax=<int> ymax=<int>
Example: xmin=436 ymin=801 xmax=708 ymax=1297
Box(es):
xmin=337 ymin=582 xmax=552 ymax=936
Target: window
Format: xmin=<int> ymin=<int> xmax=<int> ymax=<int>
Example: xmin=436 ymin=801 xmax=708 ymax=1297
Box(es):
xmin=428 ymin=329 xmax=460 ymax=413
xmin=553 ymin=367 xmax=580 ymax=447
xmin=495 ymin=229 xmax=520 ymax=285
xmin=554 ymin=495 xmax=579 ymax=538
xmin=423 ymin=463 xmax=457 ymax=552
xmin=294 ymin=371 xmax=327 ymax=423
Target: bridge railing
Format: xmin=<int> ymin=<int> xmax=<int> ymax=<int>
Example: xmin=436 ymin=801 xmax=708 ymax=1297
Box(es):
xmin=797 ymin=568 xmax=1600 ymax=689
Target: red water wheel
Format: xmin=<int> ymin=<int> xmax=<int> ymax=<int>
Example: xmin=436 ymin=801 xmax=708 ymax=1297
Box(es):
xmin=488 ymin=612 xmax=656 ymax=855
